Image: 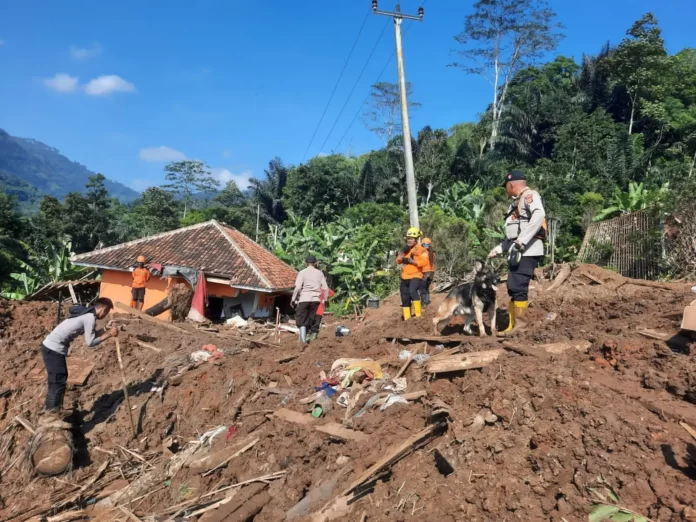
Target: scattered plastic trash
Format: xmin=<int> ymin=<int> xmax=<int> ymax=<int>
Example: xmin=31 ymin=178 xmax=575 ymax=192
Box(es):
xmin=316 ymin=382 xmax=339 ymax=398
xmin=197 ymin=426 xmax=227 ymax=447
xmin=312 ymin=394 xmax=333 ymax=418
xmin=150 ymin=386 xmax=164 ymax=393
xmin=380 ymin=394 xmax=409 ymax=411
xmin=280 ymin=324 xmax=300 ymax=334
xmin=546 ymin=312 xmax=557 ymax=321
xmin=692 ymin=286 xmax=696 ymax=294
xmin=389 ymin=377 xmax=408 ymax=393
xmin=189 ymin=344 xmax=225 ymax=363
xmin=355 ymin=394 xmax=384 ymax=418
xmin=366 ymin=296 xmax=380 ymax=309
xmin=336 ymin=326 xmax=351 ymax=337
xmin=226 ymin=316 xmax=248 ymax=328
xmin=398 ymin=350 xmax=412 ymax=360
xmin=225 ymin=426 xmax=237 ymax=440
xmin=337 ymin=391 xmax=350 ymax=408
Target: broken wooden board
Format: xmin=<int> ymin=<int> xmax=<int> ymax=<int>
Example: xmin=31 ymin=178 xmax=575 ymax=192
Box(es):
xmin=29 ymin=357 xmax=95 ymax=385
xmin=384 ymin=335 xmax=472 ymax=344
xmin=342 ymin=422 xmax=445 ymax=496
xmin=316 ymin=423 xmax=369 ymax=443
xmin=637 ymin=328 xmax=671 ymax=341
xmin=502 ymin=339 xmax=591 ymax=358
xmin=115 ymin=301 xmax=193 ymax=335
xmin=274 ymin=408 xmax=368 ymax=442
xmin=426 ymin=349 xmax=504 ymax=374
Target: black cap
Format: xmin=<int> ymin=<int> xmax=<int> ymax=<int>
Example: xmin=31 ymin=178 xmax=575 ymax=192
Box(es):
xmin=305 ymin=255 xmax=317 ymax=264
xmin=503 ymin=169 xmax=526 ymax=186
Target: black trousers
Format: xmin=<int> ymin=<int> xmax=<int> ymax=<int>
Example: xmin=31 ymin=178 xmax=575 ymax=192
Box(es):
xmin=507 ymin=256 xmax=541 ymax=302
xmin=420 ymin=272 xmax=434 ymax=305
xmin=400 ymin=278 xmax=422 ymax=307
xmin=131 ymin=287 xmax=146 ymax=302
xmin=41 ymin=345 xmax=68 ymax=411
xmin=296 ymin=301 xmax=319 ymax=328
xmin=311 ymin=313 xmax=323 ymax=334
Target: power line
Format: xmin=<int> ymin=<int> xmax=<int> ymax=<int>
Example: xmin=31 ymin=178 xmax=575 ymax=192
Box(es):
xmin=316 ymin=19 xmax=391 ymax=155
xmin=334 ymin=18 xmax=420 ymax=153
xmin=301 ymin=8 xmax=371 ymax=163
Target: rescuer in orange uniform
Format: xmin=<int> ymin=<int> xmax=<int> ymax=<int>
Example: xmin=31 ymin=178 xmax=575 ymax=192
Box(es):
xmin=130 ymin=255 xmax=151 ymax=311
xmin=420 ymin=237 xmax=435 ymax=306
xmin=396 ymin=227 xmax=429 ymax=320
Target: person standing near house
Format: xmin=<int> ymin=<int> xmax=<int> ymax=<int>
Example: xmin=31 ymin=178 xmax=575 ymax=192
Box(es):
xmin=397 ymin=227 xmax=429 ymax=320
xmin=420 ymin=237 xmax=435 ymax=306
xmin=40 ymin=298 xmax=117 ymax=422
xmin=310 ymin=286 xmax=334 ymax=342
xmin=131 ymin=255 xmax=151 ymax=311
xmin=291 ymin=256 xmax=329 ymax=344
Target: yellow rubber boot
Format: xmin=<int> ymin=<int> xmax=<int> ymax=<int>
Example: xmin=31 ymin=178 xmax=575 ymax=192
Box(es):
xmin=413 ymin=300 xmax=422 ymax=318
xmin=501 ymin=300 xmax=515 ymax=333
xmin=402 ymin=307 xmax=412 ymax=321
xmin=512 ymin=301 xmax=529 ymax=331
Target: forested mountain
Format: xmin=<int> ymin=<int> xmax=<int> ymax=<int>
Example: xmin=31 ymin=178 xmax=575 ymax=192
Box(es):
xmin=0 ymin=129 xmax=138 ymax=204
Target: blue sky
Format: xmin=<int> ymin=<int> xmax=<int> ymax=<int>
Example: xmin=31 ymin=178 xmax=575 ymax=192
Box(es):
xmin=1 ymin=0 xmax=694 ymax=194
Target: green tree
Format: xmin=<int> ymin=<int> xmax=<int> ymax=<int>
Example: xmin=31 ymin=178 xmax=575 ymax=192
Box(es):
xmin=249 ymin=157 xmax=288 ymax=225
xmin=132 ymin=187 xmax=181 ymax=236
xmin=609 ymin=13 xmax=669 ymax=135
xmin=414 ymin=126 xmax=452 ymax=204
xmin=284 ymin=155 xmax=359 ymax=224
xmin=362 ymin=82 xmax=421 ymax=145
xmin=452 ymin=0 xmax=564 ymax=150
xmin=215 ymin=180 xmax=246 ymax=208
xmin=163 ymin=160 xmax=218 ymax=218
xmin=0 ymin=189 xmax=24 ymax=286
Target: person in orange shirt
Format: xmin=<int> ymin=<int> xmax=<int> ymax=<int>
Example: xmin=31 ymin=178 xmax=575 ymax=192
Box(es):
xmin=396 ymin=227 xmax=429 ymax=321
xmin=420 ymin=237 xmax=435 ymax=307
xmin=130 ymin=255 xmax=151 ymax=311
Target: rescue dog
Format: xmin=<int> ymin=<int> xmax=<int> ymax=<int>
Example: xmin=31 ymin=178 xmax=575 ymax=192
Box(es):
xmin=432 ymin=260 xmax=500 ymax=337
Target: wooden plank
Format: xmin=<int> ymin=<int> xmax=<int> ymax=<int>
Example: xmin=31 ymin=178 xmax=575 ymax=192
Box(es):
xmin=341 ymin=422 xmax=445 ymax=496
xmin=426 ymin=349 xmax=504 ymax=374
xmin=316 ymin=423 xmax=369 ymax=443
xmin=274 ymin=408 xmax=314 ymax=425
xmin=637 ymin=329 xmax=671 ymax=341
xmin=115 ymin=302 xmax=192 ymax=335
xmin=68 ymin=283 xmax=78 ymax=304
xmin=135 ymin=340 xmax=162 ymax=352
xmin=680 ymin=421 xmax=696 ymax=442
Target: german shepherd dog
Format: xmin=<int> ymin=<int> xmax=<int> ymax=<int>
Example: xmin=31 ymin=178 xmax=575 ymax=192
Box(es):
xmin=432 ymin=260 xmax=500 ymax=337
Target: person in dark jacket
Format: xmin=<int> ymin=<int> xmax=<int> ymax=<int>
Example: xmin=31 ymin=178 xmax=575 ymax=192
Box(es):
xmin=40 ymin=298 xmax=118 ymax=421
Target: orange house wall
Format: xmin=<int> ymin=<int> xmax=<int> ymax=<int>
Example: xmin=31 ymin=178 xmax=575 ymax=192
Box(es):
xmin=100 ymin=270 xmax=266 ymax=320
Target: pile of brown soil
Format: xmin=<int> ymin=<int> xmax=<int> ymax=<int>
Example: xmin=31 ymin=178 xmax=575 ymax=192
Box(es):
xmin=0 ymin=265 xmax=695 ymax=521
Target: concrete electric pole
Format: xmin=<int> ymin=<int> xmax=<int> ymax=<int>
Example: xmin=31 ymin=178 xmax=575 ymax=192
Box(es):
xmin=372 ymin=1 xmax=423 ymax=230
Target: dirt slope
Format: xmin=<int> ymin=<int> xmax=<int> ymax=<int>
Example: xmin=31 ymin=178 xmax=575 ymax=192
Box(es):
xmin=0 ymin=265 xmax=695 ymax=522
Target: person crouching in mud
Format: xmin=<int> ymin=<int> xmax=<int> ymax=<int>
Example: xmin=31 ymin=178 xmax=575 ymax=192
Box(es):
xmin=40 ymin=298 xmax=118 ymax=423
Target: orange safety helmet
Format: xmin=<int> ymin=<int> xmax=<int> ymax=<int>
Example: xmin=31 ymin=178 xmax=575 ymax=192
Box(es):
xmin=136 ymin=255 xmax=146 ymax=263
xmin=421 ymin=237 xmax=432 ymax=247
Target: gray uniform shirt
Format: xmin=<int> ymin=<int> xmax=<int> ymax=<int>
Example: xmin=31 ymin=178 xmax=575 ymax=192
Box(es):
xmin=292 ymin=266 xmax=329 ymax=304
xmin=42 ymin=313 xmax=102 ymax=355
xmin=501 ymin=188 xmax=546 ymax=257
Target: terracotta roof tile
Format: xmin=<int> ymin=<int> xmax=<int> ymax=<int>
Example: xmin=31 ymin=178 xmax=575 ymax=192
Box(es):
xmin=71 ymin=220 xmax=297 ymax=291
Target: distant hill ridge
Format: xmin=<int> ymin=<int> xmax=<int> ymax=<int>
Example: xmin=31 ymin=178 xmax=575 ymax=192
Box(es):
xmin=0 ymin=128 xmax=138 ymax=205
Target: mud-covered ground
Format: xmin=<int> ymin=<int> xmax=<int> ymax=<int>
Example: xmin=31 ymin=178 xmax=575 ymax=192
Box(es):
xmin=1 ymin=265 xmax=696 ymax=522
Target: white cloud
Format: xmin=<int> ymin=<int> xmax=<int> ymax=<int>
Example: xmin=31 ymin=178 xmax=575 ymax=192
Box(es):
xmin=85 ymin=75 xmax=136 ymax=96
xmin=71 ymin=43 xmax=101 ymax=60
xmin=43 ymin=73 xmax=79 ymax=93
xmin=139 ymin=146 xmax=186 ymax=162
xmin=212 ymin=168 xmax=253 ymax=190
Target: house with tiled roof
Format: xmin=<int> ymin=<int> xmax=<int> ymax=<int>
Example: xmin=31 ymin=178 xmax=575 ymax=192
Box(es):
xmin=71 ymin=220 xmax=298 ymax=321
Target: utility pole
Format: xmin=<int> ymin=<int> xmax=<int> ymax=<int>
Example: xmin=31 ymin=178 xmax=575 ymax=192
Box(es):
xmin=372 ymin=1 xmax=423 ymax=229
